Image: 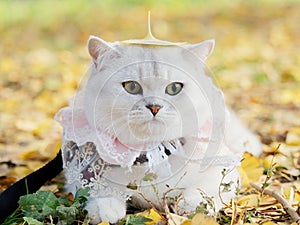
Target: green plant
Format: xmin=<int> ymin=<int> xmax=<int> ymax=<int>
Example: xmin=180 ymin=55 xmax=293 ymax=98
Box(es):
xmin=3 ymin=188 xmax=90 ymax=225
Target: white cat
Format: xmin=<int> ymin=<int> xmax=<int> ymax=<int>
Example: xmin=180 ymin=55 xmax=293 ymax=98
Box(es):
xmin=55 ymin=34 xmax=261 ymax=224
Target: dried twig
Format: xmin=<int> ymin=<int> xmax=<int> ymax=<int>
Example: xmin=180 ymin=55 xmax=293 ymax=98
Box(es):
xmin=218 ymin=168 xmax=234 ymax=208
xmin=230 ymin=199 xmax=236 ymax=225
xmin=136 ymin=189 xmax=158 ymax=210
xmin=250 ymin=182 xmax=300 ymax=223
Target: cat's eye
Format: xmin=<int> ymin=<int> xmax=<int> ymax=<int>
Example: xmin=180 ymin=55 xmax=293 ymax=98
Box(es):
xmin=122 ymin=81 xmax=143 ymax=95
xmin=165 ymin=82 xmax=183 ymax=96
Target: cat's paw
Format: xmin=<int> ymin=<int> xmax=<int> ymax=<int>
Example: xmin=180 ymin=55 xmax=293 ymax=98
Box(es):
xmin=85 ymin=197 xmax=126 ymax=224
xmin=177 ymin=188 xmax=217 ymax=215
xmin=178 ymin=189 xmax=205 ymax=214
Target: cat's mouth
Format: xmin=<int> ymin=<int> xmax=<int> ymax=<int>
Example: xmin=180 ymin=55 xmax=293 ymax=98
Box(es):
xmin=129 ymin=116 xmax=163 ymax=125
xmin=149 ymin=117 xmax=163 ymax=123
xmin=123 ymin=118 xmax=167 ymax=144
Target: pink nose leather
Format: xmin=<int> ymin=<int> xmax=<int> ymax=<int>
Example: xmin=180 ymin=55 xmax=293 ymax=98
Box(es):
xmin=146 ymin=104 xmax=162 ymax=116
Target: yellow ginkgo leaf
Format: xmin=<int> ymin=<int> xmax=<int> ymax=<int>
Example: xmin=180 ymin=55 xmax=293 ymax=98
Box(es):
xmin=261 ymin=221 xmax=277 ymax=225
xmin=137 ymin=208 xmax=163 ymax=225
xmin=237 ymin=194 xmax=260 ymax=208
xmin=295 ymin=191 xmax=300 ymax=202
xmin=191 ymin=213 xmax=220 ymax=225
xmin=9 ymin=166 xmax=32 ymax=179
xmin=181 ymin=220 xmax=192 ymax=225
xmin=167 ymin=213 xmax=189 ymax=225
xmin=286 ymin=127 xmax=300 ymax=145
xmin=238 ymin=152 xmax=264 ymax=187
xmin=97 ymin=222 xmax=109 ymax=225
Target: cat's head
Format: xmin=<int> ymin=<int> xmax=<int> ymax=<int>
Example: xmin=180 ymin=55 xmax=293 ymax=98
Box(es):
xmin=82 ymin=36 xmax=216 ymax=150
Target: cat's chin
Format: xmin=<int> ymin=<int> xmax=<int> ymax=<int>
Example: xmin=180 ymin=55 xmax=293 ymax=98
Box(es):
xmin=110 ymin=118 xmax=190 ymax=150
xmin=116 ymin=132 xmax=183 ymax=151
xmin=116 ymin=136 xmax=165 ymax=150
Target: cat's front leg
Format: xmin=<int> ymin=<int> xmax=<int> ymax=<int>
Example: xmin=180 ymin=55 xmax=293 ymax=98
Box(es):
xmin=85 ymin=197 xmax=126 ymax=224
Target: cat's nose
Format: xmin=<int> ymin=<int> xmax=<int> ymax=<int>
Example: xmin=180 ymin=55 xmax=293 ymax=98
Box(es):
xmin=146 ymin=104 xmax=162 ymax=116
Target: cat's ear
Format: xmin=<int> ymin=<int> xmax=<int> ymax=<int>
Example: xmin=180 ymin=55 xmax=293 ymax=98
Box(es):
xmin=88 ymin=36 xmax=115 ymax=63
xmin=185 ymin=39 xmax=215 ymax=61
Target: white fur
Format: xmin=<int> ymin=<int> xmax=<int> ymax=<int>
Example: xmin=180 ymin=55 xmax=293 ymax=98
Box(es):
xmin=85 ymin=197 xmax=126 ymax=223
xmin=65 ymin=36 xmax=261 ymax=223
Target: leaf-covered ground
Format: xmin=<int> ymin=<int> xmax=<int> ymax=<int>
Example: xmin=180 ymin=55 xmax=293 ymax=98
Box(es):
xmin=0 ymin=1 xmax=299 ymax=224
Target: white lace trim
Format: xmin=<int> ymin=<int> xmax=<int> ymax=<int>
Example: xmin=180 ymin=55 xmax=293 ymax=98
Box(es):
xmin=62 ymin=141 xmax=133 ymax=199
xmin=55 ymin=96 xmax=137 ymax=167
xmin=55 ymin=92 xmax=242 ymax=199
xmin=55 ymin=94 xmax=242 ymax=168
xmin=55 ymin=90 xmax=193 ymax=168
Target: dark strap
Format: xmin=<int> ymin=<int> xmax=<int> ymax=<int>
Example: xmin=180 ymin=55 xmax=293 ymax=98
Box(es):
xmin=0 ymin=149 xmax=63 ymax=223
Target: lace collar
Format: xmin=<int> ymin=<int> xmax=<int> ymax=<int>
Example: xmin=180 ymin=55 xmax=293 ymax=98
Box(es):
xmin=55 ymin=94 xmax=242 ymax=169
xmin=55 ymin=102 xmax=186 ymax=168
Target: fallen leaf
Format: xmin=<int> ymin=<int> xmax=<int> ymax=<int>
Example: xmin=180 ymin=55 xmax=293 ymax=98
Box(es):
xmin=261 ymin=221 xmax=277 ymax=225
xmin=125 ymin=215 xmax=152 ymax=225
xmin=181 ymin=220 xmax=192 ymax=225
xmin=238 ymin=152 xmax=264 ymax=187
xmin=9 ymin=166 xmax=33 ymax=179
xmin=39 ymin=184 xmax=59 ymax=193
xmin=237 ymin=194 xmax=277 ymax=209
xmin=20 ymin=150 xmax=50 ymax=161
xmin=237 ymin=194 xmax=261 ymax=208
xmin=285 ymin=127 xmax=300 ymax=145
xmin=191 ymin=213 xmax=219 ymax=225
xmin=97 ymin=222 xmax=110 ymax=225
xmin=168 ymin=213 xmax=189 ymax=225
xmin=0 ymin=176 xmax=16 ymax=191
xmin=136 ymin=208 xmax=163 ymax=225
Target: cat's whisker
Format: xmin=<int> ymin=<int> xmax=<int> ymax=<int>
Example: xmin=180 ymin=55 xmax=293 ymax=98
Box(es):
xmin=128 ymin=113 xmax=147 ymax=118
xmin=129 ymin=110 xmax=145 ymax=114
xmin=129 ymin=112 xmax=148 ymax=119
xmin=112 ymin=108 xmax=131 ymax=111
xmin=160 ymin=113 xmax=177 ymax=118
xmin=55 ymin=33 xmax=263 ymax=224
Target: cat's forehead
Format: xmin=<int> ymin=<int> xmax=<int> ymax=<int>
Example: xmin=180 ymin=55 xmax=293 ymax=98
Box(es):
xmin=89 ymin=37 xmax=210 ymax=85
xmin=117 ymin=44 xmax=183 ymax=59
xmin=118 ymin=61 xmax=172 ymax=81
xmin=104 ymin=44 xmax=198 ymax=84
xmin=116 ymin=54 xmax=184 ymax=81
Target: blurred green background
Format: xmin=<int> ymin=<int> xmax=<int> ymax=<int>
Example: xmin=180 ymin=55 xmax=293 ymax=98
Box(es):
xmin=0 ymin=0 xmax=299 ymax=168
